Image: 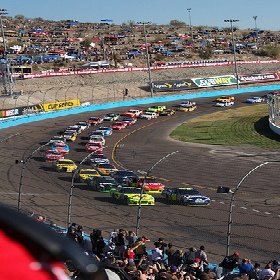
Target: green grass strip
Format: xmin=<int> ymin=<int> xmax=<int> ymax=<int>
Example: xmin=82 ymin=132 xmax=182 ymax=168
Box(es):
xmin=170 ymin=104 xmax=280 ymax=149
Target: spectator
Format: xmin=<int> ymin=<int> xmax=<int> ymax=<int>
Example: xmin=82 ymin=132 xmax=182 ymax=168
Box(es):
xmin=127 ymin=231 xmax=138 ymax=246
xmin=170 ymin=249 xmax=183 ymax=267
xmin=115 ymin=229 xmax=127 ymax=258
xmin=167 ymin=265 xmax=179 ymax=280
xmin=134 ymin=237 xmax=148 ymax=259
xmin=124 ymin=240 xmax=144 ymax=265
xmin=165 ymin=243 xmax=176 ymax=266
xmin=195 ymin=245 xmax=209 ymax=268
xmin=248 ymin=262 xmax=261 ymax=280
xmin=219 ymin=251 xmax=240 ymax=277
xmin=183 ymin=247 xmax=197 ymax=265
xmin=75 ymin=225 xmax=84 ymax=247
xmin=259 ymin=263 xmax=275 ymax=280
xmin=90 ymin=229 xmax=106 ymax=257
xmin=238 ymin=259 xmax=254 ymax=275
xmin=66 ymin=222 xmax=77 ymax=241
xmin=152 ymin=242 xmax=163 ymax=263
xmin=158 ymin=238 xmax=168 ymax=251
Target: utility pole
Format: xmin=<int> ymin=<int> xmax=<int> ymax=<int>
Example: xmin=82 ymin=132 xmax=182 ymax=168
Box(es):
xmin=0 ymin=8 xmax=14 ymax=96
xmin=187 ymin=8 xmax=193 ymax=40
xmin=137 ymin=21 xmax=154 ymax=97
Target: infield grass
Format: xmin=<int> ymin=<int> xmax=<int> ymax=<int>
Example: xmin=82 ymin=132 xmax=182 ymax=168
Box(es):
xmin=170 ymin=104 xmax=280 ymax=149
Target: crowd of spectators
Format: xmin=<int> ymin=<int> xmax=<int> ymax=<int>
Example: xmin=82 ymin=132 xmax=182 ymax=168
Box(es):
xmin=1 ymin=15 xmax=280 ymax=74
xmin=64 ymin=223 xmax=280 ymax=280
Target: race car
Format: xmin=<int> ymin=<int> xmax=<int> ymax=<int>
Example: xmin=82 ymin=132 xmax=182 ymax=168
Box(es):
xmin=49 ymin=135 xmax=66 ymax=144
xmin=66 ymin=125 xmax=82 ymax=134
xmin=215 ymin=96 xmax=235 ymax=103
xmin=177 ymin=105 xmax=197 ymax=112
xmin=74 ymin=168 xmax=100 ymax=182
xmin=53 ymin=159 xmax=77 ymax=173
xmin=62 ymin=130 xmax=77 ymax=142
xmin=87 ymin=154 xmax=110 ymax=166
xmin=122 ymin=109 xmax=143 ymax=118
xmin=138 ymin=111 xmax=159 ymax=120
xmin=246 ymin=96 xmax=263 ymax=103
xmin=162 ymin=187 xmax=210 ymax=206
xmin=96 ymin=126 xmax=113 ymax=136
xmin=75 ymin=121 xmax=90 ymax=131
xmin=147 ymin=105 xmax=166 ymax=113
xmin=88 ymin=135 xmax=105 ymax=146
xmin=85 ymin=142 xmax=103 ymax=154
xmin=44 ymin=150 xmax=64 ymax=162
xmin=51 ymin=142 xmax=70 ymax=154
xmin=111 ymin=170 xmax=139 ymax=186
xmin=178 ymin=100 xmax=196 ymax=107
xmin=111 ymin=121 xmax=127 ymax=130
xmin=95 ymin=163 xmax=118 ymax=175
xmin=159 ymin=109 xmax=176 ymax=116
xmin=110 ymin=186 xmax=155 ymax=206
xmin=121 ymin=117 xmax=137 ymax=126
xmin=88 ymin=130 xmax=105 ymax=138
xmin=137 ymin=176 xmax=165 ymax=193
xmin=103 ymin=113 xmax=120 ymax=122
xmin=87 ymin=176 xmax=119 ymax=192
xmin=87 ymin=116 xmax=104 ymax=126
xmin=215 ymin=101 xmax=234 ymax=107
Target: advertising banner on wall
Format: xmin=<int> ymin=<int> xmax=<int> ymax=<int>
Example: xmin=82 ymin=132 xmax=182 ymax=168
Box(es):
xmin=0 ymin=99 xmax=81 ymax=118
xmin=192 ymin=75 xmax=237 ymax=88
xmin=41 ymin=99 xmax=80 ymax=112
xmin=153 ymin=79 xmax=198 ymax=91
xmin=239 ymin=73 xmax=279 ymax=83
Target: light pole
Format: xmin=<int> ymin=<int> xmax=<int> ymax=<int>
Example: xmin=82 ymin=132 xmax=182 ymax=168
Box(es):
xmin=0 ymin=8 xmax=14 ymax=96
xmin=137 ymin=21 xmax=154 ymax=98
xmin=135 ymin=151 xmax=178 ymax=236
xmin=16 ymin=141 xmax=50 ymax=212
xmin=224 ymin=19 xmax=239 ymax=89
xmin=187 ymin=8 xmax=193 ymax=40
xmin=67 ymin=146 xmax=106 ymax=226
xmin=217 ymin=160 xmax=280 ymax=256
xmin=253 ymin=16 xmax=258 ymax=45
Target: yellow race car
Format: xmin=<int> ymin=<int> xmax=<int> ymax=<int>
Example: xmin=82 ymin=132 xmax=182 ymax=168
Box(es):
xmin=110 ymin=186 xmax=155 ymax=205
xmin=75 ymin=168 xmax=100 ymax=182
xmin=54 ymin=159 xmax=77 ymax=172
xmin=95 ymin=163 xmax=118 ymax=175
xmin=177 ymin=105 xmax=197 ymax=112
xmin=215 ymin=96 xmax=235 ymax=103
xmin=147 ymin=105 xmax=167 ymax=113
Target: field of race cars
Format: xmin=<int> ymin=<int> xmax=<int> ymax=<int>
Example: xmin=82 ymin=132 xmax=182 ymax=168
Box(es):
xmin=0 ymin=91 xmax=279 ymax=264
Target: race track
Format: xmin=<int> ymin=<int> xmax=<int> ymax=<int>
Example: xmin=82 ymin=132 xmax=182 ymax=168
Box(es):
xmin=0 ymin=91 xmax=279 ymax=264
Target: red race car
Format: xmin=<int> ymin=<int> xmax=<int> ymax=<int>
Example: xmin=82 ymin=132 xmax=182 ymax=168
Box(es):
xmin=111 ymin=121 xmax=127 ymax=130
xmin=87 ymin=116 xmax=104 ymax=126
xmin=121 ymin=117 xmax=137 ymax=126
xmin=137 ymin=176 xmax=165 ymax=193
xmin=45 ymin=150 xmax=64 ymax=162
xmin=85 ymin=142 xmax=103 ymax=154
xmin=122 ymin=109 xmax=143 ymax=118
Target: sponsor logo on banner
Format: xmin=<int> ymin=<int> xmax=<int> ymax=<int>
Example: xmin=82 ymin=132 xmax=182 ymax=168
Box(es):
xmin=192 ymin=75 xmax=237 ymax=87
xmin=42 ymin=99 xmax=80 ymax=112
xmin=239 ymin=73 xmax=278 ymax=82
xmin=153 ymin=79 xmax=197 ymax=91
xmin=1 ymin=108 xmax=20 ymax=117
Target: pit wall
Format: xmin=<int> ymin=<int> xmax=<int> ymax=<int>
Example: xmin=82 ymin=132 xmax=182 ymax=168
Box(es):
xmin=1 ymin=84 xmax=280 ymax=130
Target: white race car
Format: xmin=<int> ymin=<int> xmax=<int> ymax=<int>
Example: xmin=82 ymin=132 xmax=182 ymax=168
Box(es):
xmin=215 ymin=101 xmax=234 ymax=107
xmin=138 ymin=111 xmax=159 ymax=120
xmin=246 ymin=97 xmax=263 ymax=104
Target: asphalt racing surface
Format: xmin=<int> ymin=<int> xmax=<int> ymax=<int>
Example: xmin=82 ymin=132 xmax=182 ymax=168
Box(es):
xmin=1 ymin=91 xmax=279 ymax=264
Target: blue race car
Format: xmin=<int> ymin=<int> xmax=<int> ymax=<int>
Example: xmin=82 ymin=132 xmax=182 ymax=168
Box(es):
xmin=96 ymin=126 xmax=113 ymax=136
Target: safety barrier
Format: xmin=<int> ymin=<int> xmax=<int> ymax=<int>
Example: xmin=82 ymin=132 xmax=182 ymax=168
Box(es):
xmin=1 ymin=83 xmax=280 ymax=130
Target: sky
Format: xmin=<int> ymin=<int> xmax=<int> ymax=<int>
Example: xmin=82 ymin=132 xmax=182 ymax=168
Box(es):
xmin=1 ymin=0 xmax=279 ymax=31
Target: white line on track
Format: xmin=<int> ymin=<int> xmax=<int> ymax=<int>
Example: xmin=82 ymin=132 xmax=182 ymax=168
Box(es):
xmin=264 ymin=212 xmax=272 ymax=215
xmin=252 ymin=209 xmax=260 ymax=213
xmin=241 ymin=206 xmax=247 ymax=210
xmin=0 ymin=192 xmax=65 ymax=196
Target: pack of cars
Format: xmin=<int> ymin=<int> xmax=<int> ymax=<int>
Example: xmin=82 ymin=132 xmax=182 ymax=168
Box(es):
xmin=41 ymin=102 xmax=215 ymax=207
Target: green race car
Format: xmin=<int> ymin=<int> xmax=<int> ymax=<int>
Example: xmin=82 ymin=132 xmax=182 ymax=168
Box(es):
xmin=110 ymin=186 xmax=155 ymax=206
xmin=147 ymin=105 xmax=166 ymax=113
